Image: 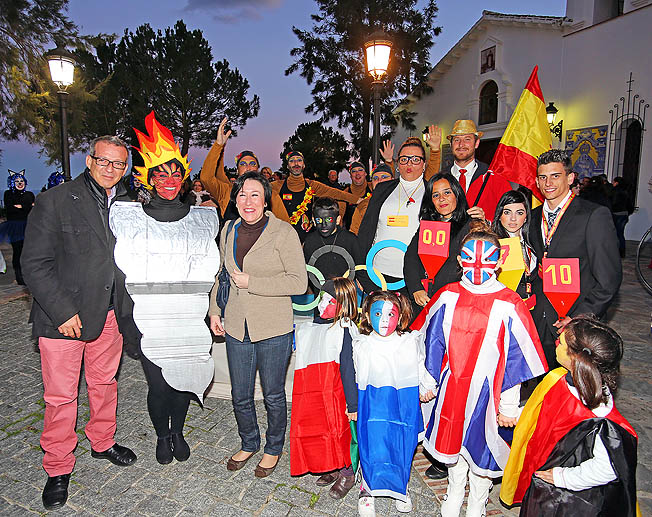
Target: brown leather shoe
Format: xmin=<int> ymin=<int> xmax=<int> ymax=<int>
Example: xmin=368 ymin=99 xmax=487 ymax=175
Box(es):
xmin=315 ymin=471 xmax=340 ymax=486
xmin=254 ymin=454 xmax=280 ymax=478
xmin=329 ymin=473 xmax=355 ymax=500
xmin=226 ymin=449 xmax=259 ymax=471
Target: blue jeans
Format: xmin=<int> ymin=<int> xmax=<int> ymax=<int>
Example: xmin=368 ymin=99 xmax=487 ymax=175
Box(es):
xmin=612 ymin=214 xmax=628 ymax=256
xmin=225 ymin=326 xmax=292 ymax=455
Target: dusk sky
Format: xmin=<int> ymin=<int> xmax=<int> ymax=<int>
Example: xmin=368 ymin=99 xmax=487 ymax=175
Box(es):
xmin=2 ymin=0 xmax=565 ymax=193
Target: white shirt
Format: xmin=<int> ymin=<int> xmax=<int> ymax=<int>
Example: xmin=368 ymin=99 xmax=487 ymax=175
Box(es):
xmin=540 ymin=189 xmax=573 ymax=247
xmin=451 ymin=160 xmax=478 ymax=192
xmin=551 ymin=383 xmax=617 ymax=491
xmin=373 ymin=175 xmax=424 ymax=278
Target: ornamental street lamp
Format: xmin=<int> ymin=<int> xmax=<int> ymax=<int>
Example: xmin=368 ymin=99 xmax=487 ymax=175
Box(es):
xmin=546 ymin=101 xmax=563 ymax=143
xmin=364 ymin=31 xmax=392 ymax=165
xmin=46 ymin=47 xmax=77 ymax=182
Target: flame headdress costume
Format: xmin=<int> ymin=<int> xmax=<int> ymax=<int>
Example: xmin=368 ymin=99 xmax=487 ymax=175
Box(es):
xmin=110 ymin=111 xmax=219 ymax=401
xmin=132 ymin=111 xmax=191 ymax=191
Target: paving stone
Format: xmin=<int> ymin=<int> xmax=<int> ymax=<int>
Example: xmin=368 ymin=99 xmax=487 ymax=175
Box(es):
xmin=135 ymin=493 xmax=184 ymax=516
xmin=169 ymin=473 xmax=208 ymax=503
xmin=239 ymin=477 xmax=276 ymax=510
xmin=260 ymin=499 xmax=292 ymax=516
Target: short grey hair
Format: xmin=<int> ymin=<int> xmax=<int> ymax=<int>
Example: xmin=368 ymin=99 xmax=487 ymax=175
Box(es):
xmin=537 ymin=149 xmax=571 ymax=174
xmin=89 ymin=135 xmax=129 ymax=157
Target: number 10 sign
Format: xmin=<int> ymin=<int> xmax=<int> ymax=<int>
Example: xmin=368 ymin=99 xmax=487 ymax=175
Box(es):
xmin=542 ymin=257 xmax=580 ymax=318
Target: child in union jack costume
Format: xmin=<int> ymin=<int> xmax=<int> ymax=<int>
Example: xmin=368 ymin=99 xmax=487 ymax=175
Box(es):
xmin=412 ymin=221 xmax=547 ymax=517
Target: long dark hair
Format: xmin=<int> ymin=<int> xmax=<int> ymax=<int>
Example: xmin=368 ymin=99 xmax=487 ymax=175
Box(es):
xmin=491 ymin=190 xmax=532 ymax=247
xmin=420 ymin=172 xmax=469 ymax=228
xmin=564 ymin=315 xmax=623 ymax=410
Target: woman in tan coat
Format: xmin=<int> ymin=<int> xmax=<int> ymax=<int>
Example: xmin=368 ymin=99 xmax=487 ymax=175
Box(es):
xmin=209 ymin=172 xmax=307 ymax=478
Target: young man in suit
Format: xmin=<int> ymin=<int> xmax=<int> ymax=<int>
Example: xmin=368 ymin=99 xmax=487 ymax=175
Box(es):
xmin=529 ymin=149 xmax=622 ymax=368
xmin=22 ymin=136 xmax=138 ymax=510
xmin=447 ymin=119 xmax=510 ymax=220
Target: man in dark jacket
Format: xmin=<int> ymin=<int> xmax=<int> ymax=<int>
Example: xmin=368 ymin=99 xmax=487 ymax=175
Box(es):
xmin=530 ymin=149 xmax=622 ymax=368
xmin=22 ymin=136 xmax=138 ymax=511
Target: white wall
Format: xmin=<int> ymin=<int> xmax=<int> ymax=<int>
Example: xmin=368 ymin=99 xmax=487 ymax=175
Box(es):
xmin=560 ymin=5 xmax=652 ymax=238
xmin=394 ymin=22 xmax=564 ymax=146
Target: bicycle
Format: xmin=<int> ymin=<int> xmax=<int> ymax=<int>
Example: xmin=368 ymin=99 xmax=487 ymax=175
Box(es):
xmin=636 ymin=225 xmax=652 ymax=295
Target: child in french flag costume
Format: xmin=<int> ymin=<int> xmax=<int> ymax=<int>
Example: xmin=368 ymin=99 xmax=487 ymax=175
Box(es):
xmin=290 ymin=278 xmax=359 ymax=500
xmin=354 ymin=290 xmax=437 ymax=515
xmin=500 ymin=315 xmax=638 ymax=516
xmin=412 ymin=221 xmax=547 ymax=517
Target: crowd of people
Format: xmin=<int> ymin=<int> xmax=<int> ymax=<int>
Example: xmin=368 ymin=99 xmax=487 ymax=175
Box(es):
xmin=11 ymin=112 xmax=638 ymax=516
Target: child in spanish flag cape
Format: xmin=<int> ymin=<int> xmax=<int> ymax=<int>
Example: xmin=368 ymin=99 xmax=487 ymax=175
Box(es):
xmin=500 ymin=315 xmax=638 ymax=516
xmin=290 ymin=278 xmax=359 ymax=500
xmin=411 ymin=221 xmax=548 ymax=517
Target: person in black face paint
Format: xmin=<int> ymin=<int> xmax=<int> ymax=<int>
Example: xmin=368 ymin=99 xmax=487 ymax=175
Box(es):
xmin=303 ymin=197 xmax=362 ymax=291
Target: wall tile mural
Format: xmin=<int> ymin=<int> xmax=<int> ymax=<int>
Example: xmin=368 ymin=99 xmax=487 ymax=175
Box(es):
xmin=565 ymin=125 xmax=608 ymax=179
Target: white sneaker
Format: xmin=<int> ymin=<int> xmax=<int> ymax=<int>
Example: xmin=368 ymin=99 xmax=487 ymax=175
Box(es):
xmin=395 ymin=491 xmax=413 ymax=513
xmin=358 ymin=494 xmax=375 ymax=516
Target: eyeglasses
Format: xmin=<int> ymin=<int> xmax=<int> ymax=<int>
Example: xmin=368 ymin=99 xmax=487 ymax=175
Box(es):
xmin=238 ymin=160 xmax=258 ymax=168
xmin=314 ymin=216 xmax=335 ymax=224
xmin=397 ymin=155 xmax=424 ymax=165
xmin=90 ymin=155 xmax=127 ymax=170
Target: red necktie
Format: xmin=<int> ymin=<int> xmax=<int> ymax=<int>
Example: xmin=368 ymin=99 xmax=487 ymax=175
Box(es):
xmin=459 ymin=169 xmax=467 ymax=191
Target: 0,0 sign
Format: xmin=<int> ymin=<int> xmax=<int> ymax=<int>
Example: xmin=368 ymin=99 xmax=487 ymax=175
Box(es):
xmin=422 ymin=229 xmax=446 ymax=246
xmin=544 ymin=264 xmax=572 ymax=285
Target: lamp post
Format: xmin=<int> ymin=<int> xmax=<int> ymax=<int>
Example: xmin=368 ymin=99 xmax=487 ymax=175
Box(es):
xmin=46 ymin=47 xmax=76 ymax=182
xmin=546 ymin=101 xmax=563 ymax=143
xmin=364 ymin=31 xmax=392 ymax=165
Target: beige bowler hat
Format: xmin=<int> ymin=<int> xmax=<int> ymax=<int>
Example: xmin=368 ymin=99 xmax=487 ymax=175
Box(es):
xmin=447 ymin=119 xmax=484 ymax=141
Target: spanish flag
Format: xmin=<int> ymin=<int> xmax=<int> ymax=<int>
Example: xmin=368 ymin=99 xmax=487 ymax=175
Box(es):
xmin=489 ymin=66 xmax=551 ymax=201
xmin=500 ymin=368 xmax=639 ymax=515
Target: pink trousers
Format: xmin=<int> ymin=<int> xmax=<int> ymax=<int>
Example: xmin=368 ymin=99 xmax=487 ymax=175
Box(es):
xmin=39 ymin=310 xmax=123 ymax=475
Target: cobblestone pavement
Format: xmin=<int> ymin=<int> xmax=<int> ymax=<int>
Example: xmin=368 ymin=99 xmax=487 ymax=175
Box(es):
xmin=0 ymin=243 xmax=650 ymax=516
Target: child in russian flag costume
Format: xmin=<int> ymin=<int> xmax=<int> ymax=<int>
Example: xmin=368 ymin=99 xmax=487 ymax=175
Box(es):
xmin=412 ymin=221 xmax=547 ymax=517
xmin=354 ymin=290 xmax=437 ymax=515
xmin=500 ymin=315 xmax=638 ymax=516
xmin=290 ymin=278 xmax=359 ymax=500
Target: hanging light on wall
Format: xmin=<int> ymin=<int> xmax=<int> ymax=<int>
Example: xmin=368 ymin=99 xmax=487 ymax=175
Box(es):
xmin=546 ymin=101 xmax=563 ymax=142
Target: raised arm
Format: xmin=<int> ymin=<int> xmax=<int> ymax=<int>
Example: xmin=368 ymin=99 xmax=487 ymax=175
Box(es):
xmin=424 ymin=125 xmax=442 ymax=180
xmin=380 ymin=140 xmax=396 ymax=175
xmin=200 ymin=118 xmax=235 ymax=214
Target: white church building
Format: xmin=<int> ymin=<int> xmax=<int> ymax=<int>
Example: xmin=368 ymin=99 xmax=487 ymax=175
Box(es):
xmin=392 ymin=0 xmax=651 ymax=239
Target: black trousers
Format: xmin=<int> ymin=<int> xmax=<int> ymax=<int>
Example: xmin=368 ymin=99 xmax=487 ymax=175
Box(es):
xmin=11 ymin=240 xmax=24 ymax=284
xmin=140 ymin=354 xmax=192 ymax=437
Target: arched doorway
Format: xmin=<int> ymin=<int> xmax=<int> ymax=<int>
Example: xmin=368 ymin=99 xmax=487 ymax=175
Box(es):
xmin=478 ymin=81 xmax=498 ymax=125
xmin=622 ymin=120 xmax=642 ymax=201
xmin=612 ymin=118 xmax=642 ymax=202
